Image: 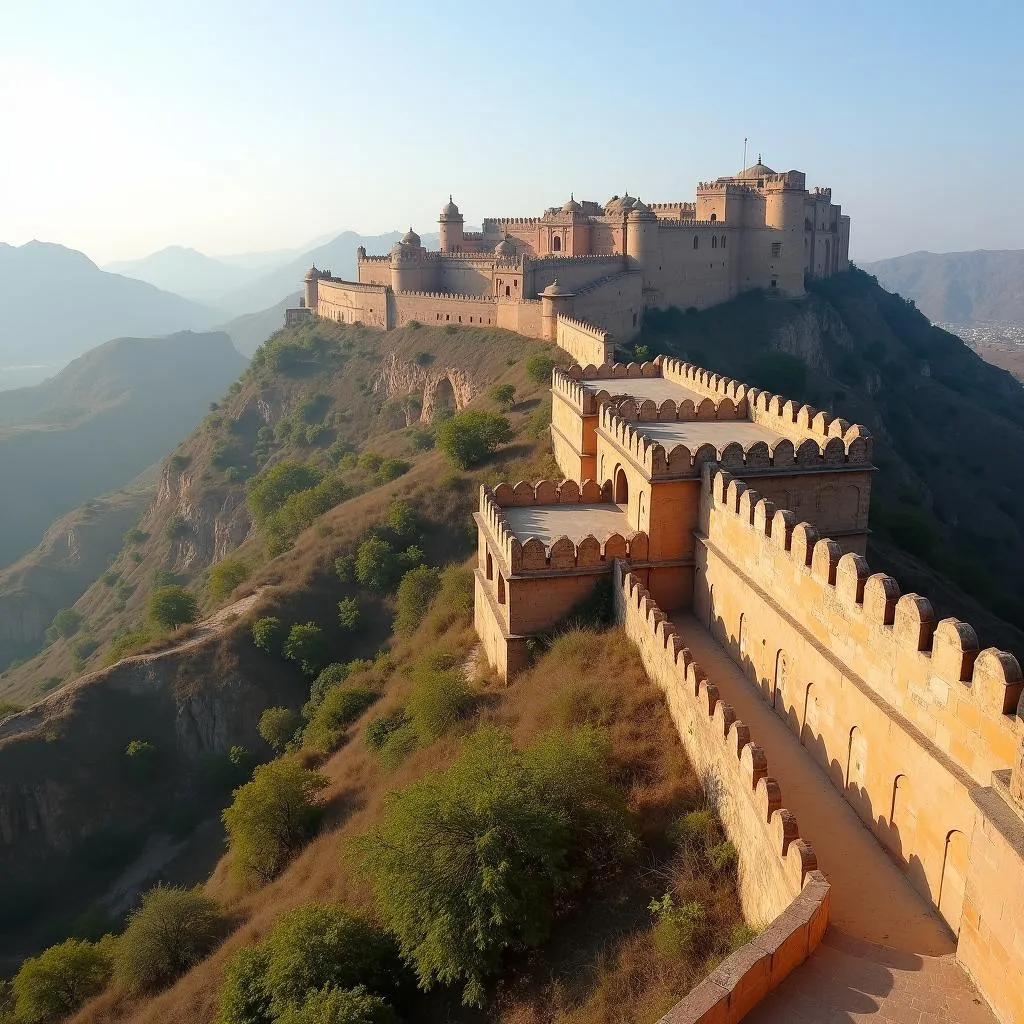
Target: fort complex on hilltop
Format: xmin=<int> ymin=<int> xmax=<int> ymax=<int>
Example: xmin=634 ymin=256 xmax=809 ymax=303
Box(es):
xmin=289 ymin=159 xmax=850 ymax=356
xmin=473 ymin=357 xmax=1024 ymax=1024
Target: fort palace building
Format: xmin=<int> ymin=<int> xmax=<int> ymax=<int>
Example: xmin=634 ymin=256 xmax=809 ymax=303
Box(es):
xmin=290 ymin=160 xmax=850 ymax=354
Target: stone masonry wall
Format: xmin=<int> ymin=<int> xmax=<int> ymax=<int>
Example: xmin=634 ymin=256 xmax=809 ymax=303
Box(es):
xmin=555 ymin=316 xmax=613 ymax=366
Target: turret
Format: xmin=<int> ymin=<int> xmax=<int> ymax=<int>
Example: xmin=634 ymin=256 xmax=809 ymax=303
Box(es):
xmin=303 ymin=266 xmax=320 ymax=311
xmin=439 ymin=196 xmax=464 ymax=253
xmin=390 ymin=227 xmax=426 ymax=292
xmin=625 ymin=199 xmax=658 ymax=287
xmin=539 ymin=279 xmax=575 ymax=342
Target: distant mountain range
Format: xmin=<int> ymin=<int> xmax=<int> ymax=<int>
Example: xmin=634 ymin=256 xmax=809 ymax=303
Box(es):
xmin=0 ymin=331 xmax=247 ymax=568
xmin=0 ymin=242 xmax=217 ymax=369
xmin=862 ymin=249 xmax=1024 ymax=325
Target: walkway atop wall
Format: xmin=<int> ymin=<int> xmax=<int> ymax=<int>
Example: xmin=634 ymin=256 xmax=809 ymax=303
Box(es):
xmin=673 ymin=618 xmax=996 ymax=1023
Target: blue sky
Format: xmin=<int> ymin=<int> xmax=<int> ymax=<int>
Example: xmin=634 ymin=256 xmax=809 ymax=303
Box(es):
xmin=2 ymin=0 xmax=1022 ymax=264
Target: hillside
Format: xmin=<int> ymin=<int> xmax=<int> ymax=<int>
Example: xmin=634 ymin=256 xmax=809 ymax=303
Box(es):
xmin=218 ymin=292 xmax=300 ymax=356
xmin=639 ymin=269 xmax=1024 ymax=653
xmin=0 ymin=241 xmax=217 ymax=367
xmin=862 ymin=249 xmax=1024 ymax=324
xmin=0 ymin=331 xmax=248 ymax=570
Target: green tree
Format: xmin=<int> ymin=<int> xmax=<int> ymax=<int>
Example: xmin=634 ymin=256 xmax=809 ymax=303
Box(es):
xmin=274 ymin=986 xmax=398 ymax=1024
xmin=488 ymin=383 xmax=516 ymax=410
xmin=303 ymin=688 xmax=378 ymax=755
xmin=283 ymin=623 xmax=326 ymax=677
xmin=384 ymin=500 xmax=417 ymax=539
xmin=209 ymin=558 xmax=250 ymax=603
xmin=354 ymin=726 xmax=633 ymax=1005
xmin=259 ymin=707 xmax=300 ymax=752
xmin=525 ymin=353 xmax=555 ymax=384
xmin=405 ymin=663 xmax=472 ymax=743
xmin=223 ymin=758 xmax=329 ymax=884
xmin=354 ymin=538 xmax=398 ymax=592
xmin=337 ymin=598 xmax=360 ymax=632
xmin=393 ymin=566 xmax=441 ymax=636
xmin=46 ymin=607 xmax=83 ymax=643
xmin=252 ymin=616 xmax=286 ymax=655
xmin=114 ymin=885 xmax=225 ymax=994
xmin=247 ymin=462 xmax=323 ymax=526
xmin=435 ymin=411 xmax=512 ymax=469
xmin=303 ymin=663 xmax=349 ymax=720
xmin=217 ymin=904 xmax=401 ymax=1024
xmin=12 ymin=938 xmax=113 ymax=1023
xmin=148 ymin=586 xmax=198 ymax=631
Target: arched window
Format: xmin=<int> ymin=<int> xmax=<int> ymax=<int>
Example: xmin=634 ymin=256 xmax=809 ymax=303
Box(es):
xmin=486 ymin=551 xmax=493 ymax=580
xmin=614 ymin=467 xmax=629 ymax=506
xmin=553 ymin=236 xmax=561 ymax=252
xmin=712 ymin=236 xmax=718 ymax=249
xmin=709 ymin=212 xmax=717 ymax=222
xmin=721 ymin=236 xmax=726 ymax=248
xmin=505 ymin=285 xmax=510 ymax=297
xmin=497 ymin=574 xmax=506 ymax=605
xmin=693 ymin=235 xmax=699 ymax=249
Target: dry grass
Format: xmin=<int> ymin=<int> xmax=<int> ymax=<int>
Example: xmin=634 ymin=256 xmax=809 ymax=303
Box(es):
xmin=71 ymin=584 xmax=744 ymax=1024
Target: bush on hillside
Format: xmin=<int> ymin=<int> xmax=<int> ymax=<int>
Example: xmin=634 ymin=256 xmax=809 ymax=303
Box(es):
xmin=354 ymin=726 xmax=634 ymax=1005
xmin=148 ymin=586 xmax=199 ymax=631
xmin=435 ymin=411 xmax=513 ymax=469
xmin=384 ymin=500 xmax=418 ymax=539
xmin=46 ymin=607 xmax=83 ymax=643
xmin=354 ymin=538 xmax=422 ymax=593
xmin=124 ymin=526 xmax=149 ymax=545
xmin=525 ymin=353 xmax=556 ymax=384
xmin=303 ymin=688 xmax=379 ymax=755
xmin=252 ymin=616 xmax=287 ymax=656
xmin=106 ymin=627 xmax=151 ymax=664
xmin=274 ymin=986 xmax=398 ymax=1024
xmin=209 ymin=557 xmax=250 ymax=603
xmin=247 ymin=462 xmax=324 ymax=526
xmin=259 ymin=707 xmax=301 ymax=752
xmin=283 ymin=622 xmax=327 ymax=677
xmin=488 ymin=383 xmax=516 ymax=409
xmin=11 ymin=938 xmax=114 ymax=1023
xmin=404 ymin=660 xmax=472 ymax=743
xmin=218 ymin=904 xmax=401 ymax=1024
xmin=222 ymin=758 xmax=329 ymax=884
xmin=303 ymin=663 xmax=349 ymax=719
xmin=337 ymin=598 xmax=360 ymax=632
xmin=165 ymin=514 xmax=191 ymax=540
xmin=265 ymin=476 xmax=351 ymax=553
xmin=114 ymin=885 xmax=225 ymax=995
xmin=393 ymin=565 xmax=442 ymax=636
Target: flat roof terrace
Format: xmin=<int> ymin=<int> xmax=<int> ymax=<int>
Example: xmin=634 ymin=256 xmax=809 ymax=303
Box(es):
xmin=502 ymin=503 xmax=634 ymax=547
xmin=580 ymin=375 xmax=705 ymax=407
xmin=628 ymin=419 xmax=785 ymax=449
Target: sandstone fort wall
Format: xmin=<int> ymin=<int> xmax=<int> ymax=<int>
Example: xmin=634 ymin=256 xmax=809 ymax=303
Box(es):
xmin=496 ymin=298 xmax=542 ymax=337
xmin=315 ymin=280 xmax=389 ymax=328
xmin=555 ymin=315 xmax=614 ymax=366
xmin=392 ymin=291 xmax=497 ymax=328
xmin=695 ymin=465 xmax=1022 ymax=934
xmin=571 ymin=271 xmax=643 ymax=341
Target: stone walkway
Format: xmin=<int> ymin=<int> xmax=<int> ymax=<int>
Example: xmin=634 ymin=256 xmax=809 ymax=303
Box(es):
xmin=673 ymin=618 xmax=997 ymax=1024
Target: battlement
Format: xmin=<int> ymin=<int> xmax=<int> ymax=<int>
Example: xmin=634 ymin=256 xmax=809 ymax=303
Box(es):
xmin=479 ymin=482 xmax=649 ymax=572
xmin=394 ymin=289 xmax=496 ymax=303
xmin=319 ymin=278 xmax=389 ymax=294
xmin=659 ymin=357 xmax=874 ymax=459
xmin=704 ymin=465 xmax=1023 ymax=780
xmin=658 ymin=218 xmax=729 ymax=229
xmin=619 ymin=569 xmax=819 ymax=902
xmin=531 ymin=254 xmax=628 ymax=268
xmin=598 ymin=401 xmax=870 ymax=479
xmin=483 ymin=216 xmax=542 ymax=226
xmin=356 ymin=253 xmax=390 ymax=264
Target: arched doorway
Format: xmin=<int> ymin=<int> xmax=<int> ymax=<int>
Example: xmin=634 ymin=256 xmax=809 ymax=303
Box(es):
xmin=938 ymin=830 xmax=968 ymax=935
xmin=431 ymin=377 xmax=456 ymax=422
xmin=552 ymin=236 xmax=561 ymax=252
xmin=614 ymin=467 xmax=629 ymax=506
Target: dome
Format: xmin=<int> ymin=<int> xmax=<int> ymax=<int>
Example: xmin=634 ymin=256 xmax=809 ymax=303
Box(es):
xmin=736 ymin=156 xmax=775 ymax=179
xmin=401 ymin=227 xmax=421 ymax=246
xmin=628 ymin=198 xmax=655 ymax=219
xmin=604 ymin=193 xmax=636 ymax=215
xmin=494 ymin=236 xmax=516 ymax=258
xmin=562 ymin=194 xmax=583 ymax=214
xmin=541 ymin=278 xmax=572 ymax=297
xmin=440 ymin=195 xmax=461 ymax=218
xmin=304 ymin=265 xmax=319 ymax=282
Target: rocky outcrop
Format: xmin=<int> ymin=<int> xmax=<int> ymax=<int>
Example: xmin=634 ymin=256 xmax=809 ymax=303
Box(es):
xmin=372 ymin=351 xmax=478 ymax=423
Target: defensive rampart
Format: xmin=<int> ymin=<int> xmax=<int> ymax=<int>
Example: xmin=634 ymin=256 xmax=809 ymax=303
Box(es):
xmin=316 ymin=279 xmax=389 ymax=328
xmin=392 ymin=290 xmax=497 ymax=328
xmin=615 ymin=565 xmax=831 ymax=1020
xmin=555 ymin=315 xmax=614 ymax=366
xmin=696 ymin=465 xmax=1022 ymax=935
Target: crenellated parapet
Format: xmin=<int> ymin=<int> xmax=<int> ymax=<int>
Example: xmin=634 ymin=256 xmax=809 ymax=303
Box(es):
xmin=659 ymin=356 xmax=874 ymax=461
xmin=704 ymin=465 xmax=1024 ymax=779
xmin=479 ymin=482 xmax=650 ymax=573
xmin=598 ymin=402 xmax=870 ymax=479
xmin=618 ymin=569 xmax=820 ymax=901
xmin=394 ymin=289 xmax=497 ymax=303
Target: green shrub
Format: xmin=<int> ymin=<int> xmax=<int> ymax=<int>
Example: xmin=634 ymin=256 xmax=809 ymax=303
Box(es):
xmin=102 ymin=569 xmax=120 ymax=587
xmin=525 ymin=353 xmax=555 ymax=384
xmin=304 ymin=688 xmax=378 ymax=755
xmin=283 ymin=622 xmax=326 ymax=677
xmin=0 ymin=701 xmax=23 ymax=721
xmin=209 ymin=558 xmax=250 ymax=603
xmin=363 ymin=711 xmax=408 ymax=753
xmin=252 ymin=616 xmax=286 ymax=655
xmin=354 ymin=538 xmax=398 ymax=592
xmin=274 ymin=985 xmax=398 ymax=1024
xmin=337 ymin=598 xmax=360 ymax=632
xmin=405 ymin=664 xmax=472 ymax=744
xmin=259 ymin=707 xmax=301 ymax=752
xmin=375 ymin=458 xmax=409 ymax=483
xmin=217 ymin=903 xmax=401 ymax=1024
xmin=72 ymin=634 xmax=100 ymax=668
xmin=165 ymin=514 xmax=191 ymax=540
xmin=648 ymin=893 xmax=706 ymax=958
xmin=247 ymin=462 xmax=323 ymax=526
xmin=393 ymin=566 xmax=441 ymax=636
xmin=124 ymin=526 xmax=149 ymax=545
xmin=12 ymin=938 xmax=113 ymax=1023
xmin=169 ymin=453 xmax=191 ymax=471
xmin=488 ymin=383 xmax=516 ymax=409
xmin=148 ymin=586 xmax=198 ymax=631
xmin=354 ymin=726 xmax=633 ymax=1005
xmin=304 ymin=663 xmax=348 ymax=719
xmin=384 ymin=501 xmax=417 ymax=539
xmin=435 ymin=411 xmax=512 ymax=469
xmin=114 ymin=885 xmax=225 ymax=994
xmin=707 ymin=839 xmax=738 ymax=873
xmin=46 ymin=607 xmax=83 ymax=643
xmin=222 ymin=758 xmax=328 ymax=884
xmin=106 ymin=628 xmax=151 ymax=664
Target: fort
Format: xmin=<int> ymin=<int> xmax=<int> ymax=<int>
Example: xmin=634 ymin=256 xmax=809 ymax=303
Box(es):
xmin=289 ymin=159 xmax=851 ymax=363
xmin=475 ymin=356 xmax=1024 ymax=1024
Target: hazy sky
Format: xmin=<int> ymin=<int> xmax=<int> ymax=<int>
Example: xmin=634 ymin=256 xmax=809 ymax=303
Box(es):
xmin=3 ymin=0 xmax=1022 ymax=264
